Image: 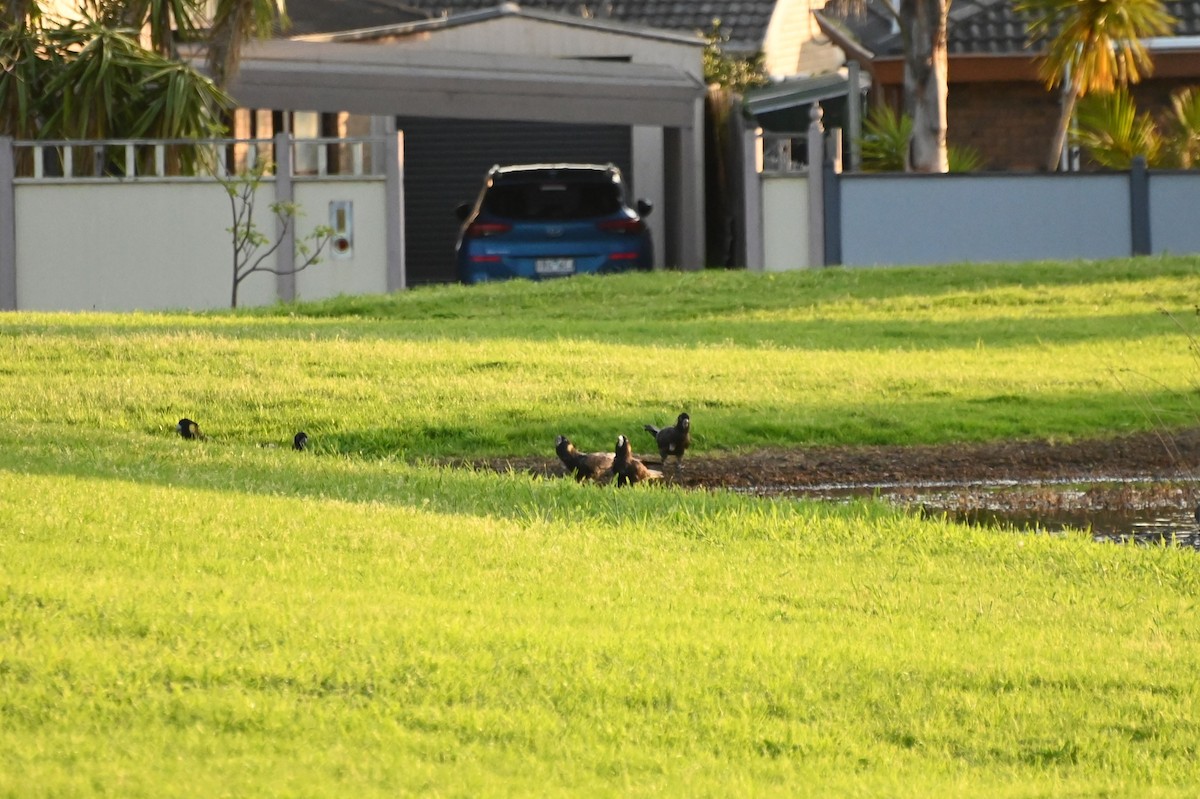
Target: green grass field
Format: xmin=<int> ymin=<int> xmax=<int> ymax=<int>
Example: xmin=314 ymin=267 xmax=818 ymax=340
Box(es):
xmin=3 ymin=257 xmax=1200 ymax=797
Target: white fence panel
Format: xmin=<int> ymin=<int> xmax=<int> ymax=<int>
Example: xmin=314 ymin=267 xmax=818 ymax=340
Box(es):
xmin=293 ymin=181 xmax=389 ymax=302
xmin=1 ymin=134 xmax=401 ymax=312
xmin=14 ymin=181 xmax=257 ymax=312
xmin=13 ymin=178 xmax=389 ymax=312
xmin=761 ymin=174 xmax=810 ymax=271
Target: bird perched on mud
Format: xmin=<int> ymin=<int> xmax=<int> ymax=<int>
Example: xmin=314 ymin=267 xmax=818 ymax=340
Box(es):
xmin=611 ymin=434 xmax=662 ymax=487
xmin=293 ymin=431 xmax=309 ymax=451
xmin=176 ymin=418 xmax=204 ymax=440
xmin=643 ymin=412 xmax=691 ymax=473
xmin=555 ymin=435 xmax=614 ymax=482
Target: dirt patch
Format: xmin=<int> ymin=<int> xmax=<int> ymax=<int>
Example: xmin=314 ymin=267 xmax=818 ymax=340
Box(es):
xmin=459 ymin=428 xmax=1200 ymax=512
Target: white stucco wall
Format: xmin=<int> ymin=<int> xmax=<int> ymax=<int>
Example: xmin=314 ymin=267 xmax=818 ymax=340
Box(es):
xmin=293 ymin=180 xmax=389 ymax=301
xmin=761 ymin=174 xmax=811 ymax=271
xmin=14 ymin=178 xmax=388 ymax=312
xmin=764 ymin=0 xmax=845 ymax=78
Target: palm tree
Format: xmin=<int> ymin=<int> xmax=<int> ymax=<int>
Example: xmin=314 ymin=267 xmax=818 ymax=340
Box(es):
xmin=1163 ymin=87 xmax=1200 ymax=167
xmin=1016 ymin=0 xmax=1175 ymax=171
xmin=1072 ymin=86 xmax=1200 ymax=169
xmin=1 ymin=11 xmax=230 ymax=144
xmin=0 ymin=0 xmax=283 ymax=148
xmin=1073 ymin=88 xmax=1162 ymax=169
xmin=206 ymin=0 xmax=287 ymax=87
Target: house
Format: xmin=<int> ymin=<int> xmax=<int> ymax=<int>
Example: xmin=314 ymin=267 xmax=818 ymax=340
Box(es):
xmin=241 ymin=1 xmax=710 ymax=281
xmin=340 ymin=0 xmax=846 ymax=78
xmin=815 ymin=0 xmax=1200 ymax=171
xmin=228 ymin=1 xmax=705 ymax=281
xmin=267 ymin=0 xmax=862 ymax=278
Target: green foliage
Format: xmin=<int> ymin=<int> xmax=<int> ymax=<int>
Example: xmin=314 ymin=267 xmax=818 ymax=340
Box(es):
xmin=701 ymin=18 xmax=769 ymax=93
xmin=218 ymin=160 xmax=334 ymax=308
xmin=1075 ymin=88 xmax=1163 ymax=168
xmin=1017 ymin=0 xmax=1174 ymax=93
xmin=1015 ymin=0 xmax=1175 ymax=169
xmin=1074 ymin=86 xmax=1200 ymax=169
xmin=859 ymin=104 xmax=913 ymax=172
xmin=0 ymin=13 xmax=230 ymax=142
xmin=947 ymin=141 xmax=985 ymax=172
xmin=3 ymin=259 xmax=1200 ymax=796
xmin=1164 ymin=86 xmax=1200 ymax=167
xmin=859 ymin=105 xmax=984 ymax=172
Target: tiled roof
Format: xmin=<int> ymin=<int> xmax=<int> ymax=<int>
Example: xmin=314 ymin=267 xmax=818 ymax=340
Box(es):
xmin=820 ymin=0 xmax=1200 ymax=57
xmin=284 ymin=0 xmax=429 ymax=36
xmin=287 ymin=0 xmax=779 ymax=52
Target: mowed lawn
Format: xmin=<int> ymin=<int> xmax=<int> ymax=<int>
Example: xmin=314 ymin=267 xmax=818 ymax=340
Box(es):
xmin=2 ymin=257 xmax=1200 ymax=797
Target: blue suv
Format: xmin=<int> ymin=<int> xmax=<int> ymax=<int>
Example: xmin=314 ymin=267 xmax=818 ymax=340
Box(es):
xmin=455 ymin=163 xmax=654 ymax=284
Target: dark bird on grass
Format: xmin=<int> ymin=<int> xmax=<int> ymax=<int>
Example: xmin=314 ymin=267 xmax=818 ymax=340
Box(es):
xmin=643 ymin=412 xmax=691 ymax=473
xmin=176 ymin=418 xmax=204 ymax=440
xmin=611 ymin=434 xmax=662 ymax=487
xmin=555 ymin=435 xmax=614 ymax=483
xmin=293 ymin=431 xmax=309 ymax=451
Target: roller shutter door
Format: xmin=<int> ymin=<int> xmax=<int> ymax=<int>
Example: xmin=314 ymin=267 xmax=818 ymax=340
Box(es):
xmin=396 ymin=117 xmax=632 ymax=285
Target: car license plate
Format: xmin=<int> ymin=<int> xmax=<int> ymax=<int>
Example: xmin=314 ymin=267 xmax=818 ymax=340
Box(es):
xmin=535 ymin=258 xmax=574 ymax=276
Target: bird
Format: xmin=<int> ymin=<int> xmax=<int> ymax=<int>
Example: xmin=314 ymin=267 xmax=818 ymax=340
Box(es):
xmin=293 ymin=431 xmax=309 ymax=451
xmin=611 ymin=434 xmax=662 ymax=487
xmin=176 ymin=418 xmax=204 ymax=440
xmin=643 ymin=412 xmax=691 ymax=473
xmin=555 ymin=435 xmax=614 ymax=482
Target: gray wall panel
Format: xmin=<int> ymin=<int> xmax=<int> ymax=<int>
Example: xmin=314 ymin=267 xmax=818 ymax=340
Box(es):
xmin=839 ymin=174 xmax=1132 ymax=267
xmin=1149 ymin=173 xmax=1200 ymax=256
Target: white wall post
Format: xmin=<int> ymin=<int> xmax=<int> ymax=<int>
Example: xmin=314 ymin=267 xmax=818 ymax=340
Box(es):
xmin=742 ymin=126 xmax=765 ymax=271
xmin=384 ymin=117 xmax=406 ymax=292
xmin=274 ymin=132 xmax=296 ymax=302
xmin=0 ymin=137 xmax=15 ymax=310
xmin=807 ymin=105 xmax=826 ymax=269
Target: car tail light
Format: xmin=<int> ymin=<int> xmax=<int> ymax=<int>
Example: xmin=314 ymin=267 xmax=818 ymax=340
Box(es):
xmin=465 ymin=221 xmax=511 ymax=238
xmin=609 ymin=252 xmax=640 ymax=261
xmin=470 ymin=254 xmax=502 ymax=263
xmin=597 ymin=219 xmax=644 ymax=235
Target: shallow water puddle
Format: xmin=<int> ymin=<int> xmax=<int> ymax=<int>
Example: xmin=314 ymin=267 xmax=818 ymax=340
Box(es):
xmin=742 ymin=478 xmax=1200 ymax=550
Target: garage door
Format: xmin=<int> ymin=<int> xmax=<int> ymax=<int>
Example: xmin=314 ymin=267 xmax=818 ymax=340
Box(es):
xmin=396 ymin=117 xmax=632 ymax=285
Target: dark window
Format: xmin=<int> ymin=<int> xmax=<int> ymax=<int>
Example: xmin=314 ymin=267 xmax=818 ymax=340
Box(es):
xmin=483 ymin=180 xmax=622 ymax=220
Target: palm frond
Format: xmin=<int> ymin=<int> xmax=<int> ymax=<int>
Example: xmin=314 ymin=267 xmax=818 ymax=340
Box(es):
xmin=1074 ymin=88 xmax=1163 ymax=168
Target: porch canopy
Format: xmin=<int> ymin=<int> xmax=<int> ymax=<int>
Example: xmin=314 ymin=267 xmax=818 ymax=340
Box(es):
xmin=226 ymin=39 xmax=707 ymax=273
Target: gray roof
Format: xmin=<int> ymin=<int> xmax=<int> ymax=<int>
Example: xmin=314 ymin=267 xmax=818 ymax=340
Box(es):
xmin=283 ymin=0 xmax=429 ymax=35
xmin=820 ymin=0 xmax=1200 ymax=57
xmin=285 ymin=0 xmax=779 ymax=52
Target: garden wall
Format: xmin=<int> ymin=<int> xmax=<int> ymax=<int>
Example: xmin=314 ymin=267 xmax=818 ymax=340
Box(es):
xmin=0 ymin=134 xmax=403 ymax=312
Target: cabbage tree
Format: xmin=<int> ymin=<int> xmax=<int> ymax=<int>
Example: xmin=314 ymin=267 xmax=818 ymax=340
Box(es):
xmin=1016 ymin=0 xmax=1174 ymax=171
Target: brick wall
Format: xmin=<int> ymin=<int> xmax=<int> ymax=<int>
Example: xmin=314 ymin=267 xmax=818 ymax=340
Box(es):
xmin=948 ymin=77 xmax=1200 ymax=172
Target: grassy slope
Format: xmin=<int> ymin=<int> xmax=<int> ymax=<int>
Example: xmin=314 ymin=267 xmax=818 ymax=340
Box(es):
xmin=2 ymin=257 xmax=1200 ymax=797
xmin=4 ymin=256 xmax=1200 ymax=458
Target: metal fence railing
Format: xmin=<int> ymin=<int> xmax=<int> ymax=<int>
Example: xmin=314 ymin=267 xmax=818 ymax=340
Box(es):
xmin=759 ymin=132 xmax=808 ymax=175
xmin=11 ymin=136 xmax=386 ymax=181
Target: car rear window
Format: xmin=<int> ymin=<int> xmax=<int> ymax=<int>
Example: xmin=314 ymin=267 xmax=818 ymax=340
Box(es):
xmin=482 ymin=179 xmax=622 ymax=220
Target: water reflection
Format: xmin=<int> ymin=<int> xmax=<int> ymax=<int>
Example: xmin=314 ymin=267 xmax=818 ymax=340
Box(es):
xmin=931 ymin=503 xmax=1200 ymax=550
xmin=744 ymin=479 xmax=1200 ymax=550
